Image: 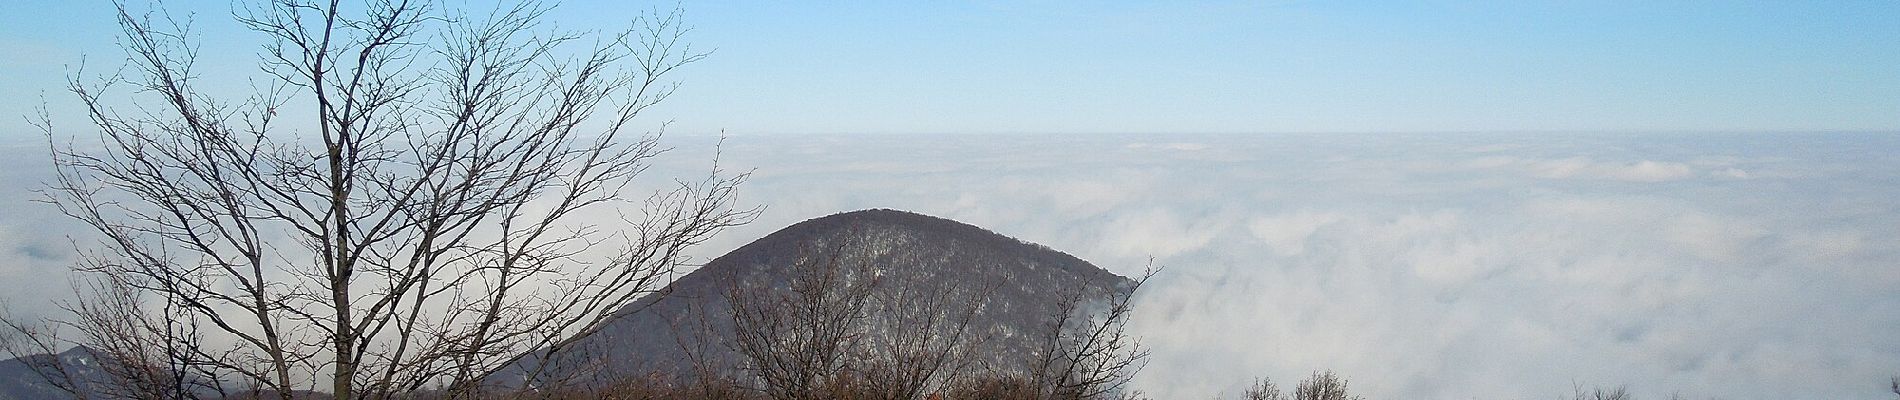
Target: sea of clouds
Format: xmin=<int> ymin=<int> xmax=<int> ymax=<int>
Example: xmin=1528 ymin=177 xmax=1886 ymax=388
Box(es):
xmin=689 ymin=132 xmax=1900 ymax=400
xmin=4 ymin=132 xmax=1897 ymax=399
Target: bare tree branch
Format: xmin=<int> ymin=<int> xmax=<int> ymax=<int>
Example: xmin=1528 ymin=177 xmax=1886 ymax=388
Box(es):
xmin=1030 ymin=266 xmax=1156 ymax=400
xmin=32 ymin=2 xmax=753 ymax=399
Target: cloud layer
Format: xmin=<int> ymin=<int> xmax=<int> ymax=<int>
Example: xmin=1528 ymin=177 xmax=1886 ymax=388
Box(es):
xmin=681 ymin=132 xmax=1900 ymax=399
xmin=4 ymin=132 xmax=1896 ymax=399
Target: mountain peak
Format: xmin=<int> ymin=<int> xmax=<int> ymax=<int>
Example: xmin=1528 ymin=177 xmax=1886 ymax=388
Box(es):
xmin=495 ymin=209 xmax=1132 ymax=388
xmin=738 ymin=208 xmax=1096 ymax=275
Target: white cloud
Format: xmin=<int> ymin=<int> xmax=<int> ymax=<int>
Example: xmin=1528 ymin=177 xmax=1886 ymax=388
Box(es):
xmin=1462 ymin=156 xmax=1701 ymax=182
xmin=1126 ymin=142 xmax=1210 ymax=151
xmin=1659 ymin=212 xmax=1769 ymax=262
xmin=1246 ymin=211 xmax=1341 ymax=257
xmin=698 ymin=133 xmax=1900 ymax=400
xmin=1099 ymin=207 xmax=1231 ymax=259
xmin=9 ymin=133 xmax=1898 ymax=399
xmin=1785 ymin=229 xmax=1865 ymax=261
xmin=1711 ymin=167 xmax=1751 ymax=179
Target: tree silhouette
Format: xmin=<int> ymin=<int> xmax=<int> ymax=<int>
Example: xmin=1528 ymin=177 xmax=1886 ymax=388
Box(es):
xmin=17 ymin=1 xmax=754 ymax=399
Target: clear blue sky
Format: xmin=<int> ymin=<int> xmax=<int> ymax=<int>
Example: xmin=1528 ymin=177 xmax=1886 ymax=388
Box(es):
xmin=3 ymin=1 xmax=1896 ymax=136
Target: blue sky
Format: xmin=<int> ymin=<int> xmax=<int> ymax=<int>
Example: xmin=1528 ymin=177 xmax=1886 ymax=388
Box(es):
xmin=3 ymin=1 xmax=1897 ymax=136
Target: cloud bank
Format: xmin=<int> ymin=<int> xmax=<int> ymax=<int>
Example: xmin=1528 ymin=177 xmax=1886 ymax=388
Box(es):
xmin=679 ymin=132 xmax=1900 ymax=399
xmin=4 ymin=132 xmax=1896 ymax=399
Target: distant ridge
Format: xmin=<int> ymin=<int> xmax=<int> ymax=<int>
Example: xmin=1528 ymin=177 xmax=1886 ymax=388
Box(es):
xmin=0 ymin=346 xmax=221 ymax=400
xmin=0 ymin=346 xmax=101 ymax=400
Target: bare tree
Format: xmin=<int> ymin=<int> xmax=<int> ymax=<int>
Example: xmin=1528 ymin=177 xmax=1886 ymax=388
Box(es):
xmin=1562 ymin=383 xmax=1631 ymax=400
xmin=726 ymin=240 xmax=883 ymax=400
xmin=723 ymin=230 xmax=993 ymax=400
xmin=1028 ymin=268 xmax=1156 ymax=400
xmin=857 ymin=271 xmax=989 ymax=400
xmin=31 ymin=1 xmax=753 ymax=399
xmin=2 ymin=272 xmax=233 ymax=400
xmin=1292 ymin=371 xmax=1361 ymax=400
xmin=1243 ymin=377 xmax=1286 ymax=400
xmin=67 ymin=275 xmax=225 ymax=400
